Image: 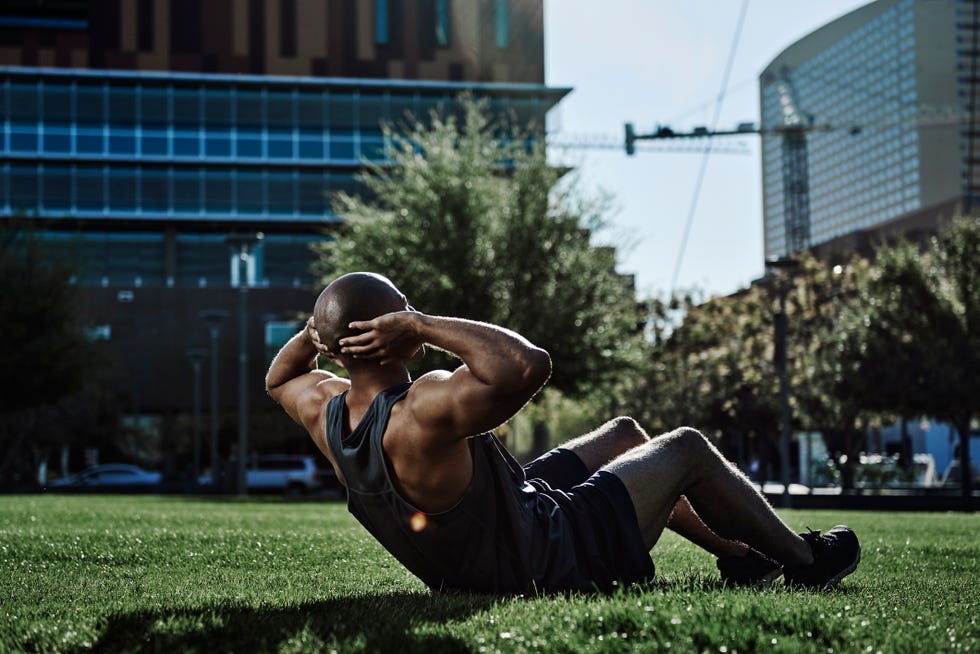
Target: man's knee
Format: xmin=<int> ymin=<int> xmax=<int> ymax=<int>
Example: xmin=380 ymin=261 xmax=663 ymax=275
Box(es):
xmin=605 ymin=416 xmax=648 ymax=450
xmin=666 ymin=426 xmax=712 ymax=456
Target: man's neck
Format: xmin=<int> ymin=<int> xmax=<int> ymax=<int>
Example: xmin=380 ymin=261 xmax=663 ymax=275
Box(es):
xmin=346 ymin=365 xmax=412 ymax=405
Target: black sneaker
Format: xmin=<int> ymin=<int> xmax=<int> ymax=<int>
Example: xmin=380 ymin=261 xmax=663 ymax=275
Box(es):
xmin=784 ymin=525 xmax=861 ymax=590
xmin=717 ymin=548 xmax=783 ymax=588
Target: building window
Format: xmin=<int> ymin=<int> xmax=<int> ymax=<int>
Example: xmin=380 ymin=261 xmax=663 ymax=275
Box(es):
xmin=203 ymin=170 xmax=232 ymax=213
xmin=236 ymin=170 xmax=265 ymax=214
xmin=496 ymin=0 xmax=509 ymax=48
xmin=140 ymin=168 xmax=169 ymax=212
xmin=267 ymin=172 xmax=295 ymax=214
xmin=107 ymin=169 xmax=138 ymax=212
xmin=172 ymin=170 xmax=201 ymax=212
xmin=435 ymin=0 xmax=450 ymax=47
xmin=376 ymin=0 xmax=389 ymax=45
xmin=43 ymin=165 xmax=73 ymax=211
xmin=141 ymin=131 xmax=168 ymax=156
xmin=75 ymin=166 xmax=105 ymax=211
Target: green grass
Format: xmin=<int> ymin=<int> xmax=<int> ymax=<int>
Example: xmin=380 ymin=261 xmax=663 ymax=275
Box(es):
xmin=1 ymin=496 xmax=977 ymax=653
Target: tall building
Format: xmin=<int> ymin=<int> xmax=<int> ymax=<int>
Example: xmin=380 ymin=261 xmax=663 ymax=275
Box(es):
xmin=759 ymin=0 xmax=976 ymax=260
xmin=0 ymin=0 xmax=569 ymax=461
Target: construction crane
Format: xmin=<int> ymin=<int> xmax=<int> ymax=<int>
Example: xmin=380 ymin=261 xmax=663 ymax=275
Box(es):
xmin=625 ymin=68 xmax=817 ymax=255
xmin=549 ymin=132 xmax=751 ymax=155
xmin=772 ymin=72 xmax=814 ymax=254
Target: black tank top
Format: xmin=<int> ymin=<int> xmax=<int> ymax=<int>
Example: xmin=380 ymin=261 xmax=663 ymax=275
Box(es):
xmin=325 ymin=382 xmax=583 ymax=593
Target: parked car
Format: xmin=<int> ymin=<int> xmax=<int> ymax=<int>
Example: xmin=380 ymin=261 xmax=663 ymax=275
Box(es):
xmin=47 ymin=464 xmax=162 ymax=492
xmin=199 ymin=455 xmax=335 ymax=495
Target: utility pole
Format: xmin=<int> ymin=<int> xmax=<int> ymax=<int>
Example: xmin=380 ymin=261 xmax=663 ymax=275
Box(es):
xmin=199 ymin=310 xmax=228 ymax=492
xmin=766 ymin=256 xmax=799 ymax=507
xmin=185 ymin=348 xmax=208 ymax=482
xmin=226 ymin=232 xmax=263 ymax=497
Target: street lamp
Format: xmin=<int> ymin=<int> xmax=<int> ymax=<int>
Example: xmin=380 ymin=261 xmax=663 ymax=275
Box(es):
xmin=199 ymin=309 xmax=228 ymax=492
xmin=185 ymin=347 xmax=209 ymax=482
xmin=226 ymin=232 xmax=264 ymax=496
xmin=765 ymin=256 xmax=800 ymax=508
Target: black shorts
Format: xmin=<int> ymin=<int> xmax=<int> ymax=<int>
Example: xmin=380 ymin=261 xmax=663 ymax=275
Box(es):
xmin=523 ymin=448 xmax=656 ymax=592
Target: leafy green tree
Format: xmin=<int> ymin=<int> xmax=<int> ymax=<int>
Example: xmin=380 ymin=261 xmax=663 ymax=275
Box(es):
xmin=0 ymin=220 xmax=97 ymax=413
xmin=831 ymin=216 xmax=980 ymax=494
xmin=636 ymin=254 xmax=872 ymax=484
xmin=636 ymin=286 xmax=782 ymax=475
xmin=0 ymin=219 xmax=107 ymax=483
xmin=314 ymin=98 xmax=645 ymax=408
xmin=782 ymin=255 xmax=874 ymax=488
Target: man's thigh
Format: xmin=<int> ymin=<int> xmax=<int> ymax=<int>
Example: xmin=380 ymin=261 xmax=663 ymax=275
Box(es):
xmin=601 ymin=429 xmax=704 ymax=549
xmin=559 ymin=417 xmax=648 ymax=473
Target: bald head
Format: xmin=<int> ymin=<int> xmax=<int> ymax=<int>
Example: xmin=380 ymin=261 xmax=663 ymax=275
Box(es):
xmin=314 ymin=273 xmax=408 ymax=354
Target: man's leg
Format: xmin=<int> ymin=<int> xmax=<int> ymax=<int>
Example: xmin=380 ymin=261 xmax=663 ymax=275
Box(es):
xmin=560 ymin=418 xmax=749 ymax=559
xmin=601 ymin=425 xmax=814 ymax=568
xmin=667 ymin=496 xmax=748 ymax=558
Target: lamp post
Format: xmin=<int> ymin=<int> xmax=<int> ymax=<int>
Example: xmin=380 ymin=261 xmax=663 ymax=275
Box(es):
xmin=765 ymin=256 xmax=799 ymax=508
xmin=226 ymin=232 xmax=264 ymax=496
xmin=199 ymin=310 xmax=228 ymax=492
xmin=185 ymin=348 xmax=209 ymax=482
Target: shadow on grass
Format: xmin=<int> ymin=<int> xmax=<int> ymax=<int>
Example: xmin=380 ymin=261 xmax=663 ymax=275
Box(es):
xmin=78 ymin=592 xmax=495 ymax=654
xmin=643 ymin=573 xmax=862 ymax=595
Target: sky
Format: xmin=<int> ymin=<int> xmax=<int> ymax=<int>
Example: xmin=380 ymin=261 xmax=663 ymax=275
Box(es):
xmin=542 ymin=0 xmax=871 ymax=299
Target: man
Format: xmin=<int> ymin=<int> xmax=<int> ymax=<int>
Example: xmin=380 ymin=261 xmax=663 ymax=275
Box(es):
xmin=266 ymin=272 xmax=859 ymax=594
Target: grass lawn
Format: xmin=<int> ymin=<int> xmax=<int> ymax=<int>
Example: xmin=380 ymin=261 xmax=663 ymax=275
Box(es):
xmin=1 ymin=495 xmax=977 ymax=653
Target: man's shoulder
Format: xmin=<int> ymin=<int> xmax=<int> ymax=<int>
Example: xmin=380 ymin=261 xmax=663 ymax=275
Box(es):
xmin=396 ymin=369 xmax=464 ymax=437
xmin=411 ymin=369 xmax=453 ymax=386
xmin=319 ymin=377 xmax=351 ymax=403
xmin=299 ymin=376 xmax=349 ymax=422
xmin=403 ymin=370 xmax=456 ymax=405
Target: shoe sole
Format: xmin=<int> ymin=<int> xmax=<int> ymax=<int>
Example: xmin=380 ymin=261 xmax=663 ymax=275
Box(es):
xmin=819 ymin=544 xmax=861 ymax=591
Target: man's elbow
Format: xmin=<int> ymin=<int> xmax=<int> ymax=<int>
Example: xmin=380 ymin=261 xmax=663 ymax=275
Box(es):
xmin=521 ymin=347 xmax=552 ymax=392
xmin=264 ymin=374 xmax=283 ymax=404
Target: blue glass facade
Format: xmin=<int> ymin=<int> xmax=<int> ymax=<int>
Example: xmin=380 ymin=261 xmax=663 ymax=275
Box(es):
xmin=760 ymin=0 xmax=960 ymax=259
xmin=1 ymin=66 xmax=565 ymax=287
xmin=0 ymin=0 xmax=563 ymax=428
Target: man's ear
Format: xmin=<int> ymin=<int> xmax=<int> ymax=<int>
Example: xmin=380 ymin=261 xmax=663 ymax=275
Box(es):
xmin=313 ymin=340 xmax=345 ymax=368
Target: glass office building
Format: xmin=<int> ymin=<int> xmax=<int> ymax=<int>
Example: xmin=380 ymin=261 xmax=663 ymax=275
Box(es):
xmin=0 ymin=0 xmax=568 ymax=440
xmin=2 ymin=66 xmax=563 ymax=287
xmin=759 ymin=0 xmax=971 ymax=259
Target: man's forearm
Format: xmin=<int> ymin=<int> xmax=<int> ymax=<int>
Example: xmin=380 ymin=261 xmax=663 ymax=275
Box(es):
xmin=265 ymin=327 xmax=319 ymax=394
xmin=416 ymin=314 xmax=551 ymax=391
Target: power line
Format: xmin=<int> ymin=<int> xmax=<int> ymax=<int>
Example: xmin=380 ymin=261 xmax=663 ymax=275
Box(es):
xmin=665 ymin=75 xmax=758 ymax=125
xmin=670 ymin=0 xmax=751 ymax=295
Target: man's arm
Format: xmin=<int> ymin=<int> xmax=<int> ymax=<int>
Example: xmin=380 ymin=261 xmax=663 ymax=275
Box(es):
xmin=339 ymin=311 xmax=551 ymax=439
xmin=266 ymin=318 xmax=345 ymax=433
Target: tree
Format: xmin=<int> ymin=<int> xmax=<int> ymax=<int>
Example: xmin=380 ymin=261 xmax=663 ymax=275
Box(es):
xmin=314 ymin=98 xmax=646 ymax=406
xmin=635 ymin=285 xmax=783 ymax=475
xmin=831 ymin=216 xmax=980 ymax=495
xmin=785 ymin=255 xmax=872 ymax=489
xmin=0 ymin=219 xmax=107 ymax=483
xmin=636 ymin=254 xmax=871 ymax=485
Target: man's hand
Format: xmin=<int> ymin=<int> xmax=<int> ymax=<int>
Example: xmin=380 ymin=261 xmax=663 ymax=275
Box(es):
xmin=306 ymin=316 xmax=333 ymax=358
xmin=340 ymin=311 xmax=425 ymax=365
